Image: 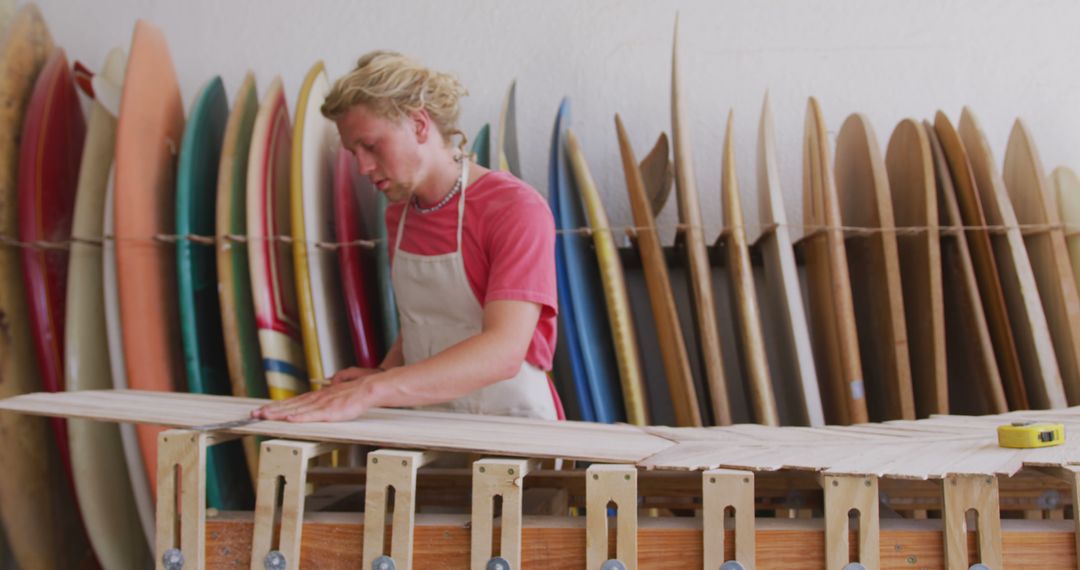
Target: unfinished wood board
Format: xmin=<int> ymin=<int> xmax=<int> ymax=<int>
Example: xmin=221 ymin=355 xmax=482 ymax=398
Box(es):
xmin=801 ymin=97 xmax=868 ymax=425
xmin=756 ymin=94 xmax=824 ymax=427
xmin=471 ymin=458 xmax=537 ymax=570
xmin=640 ymin=133 xmax=673 ymax=216
xmin=721 ymin=110 xmax=778 ymax=426
xmin=958 ymin=107 xmax=1066 ymax=409
xmin=823 ymin=474 xmax=880 ymax=569
xmin=615 ymin=114 xmax=701 ymax=427
xmin=835 ymin=113 xmax=914 ymax=422
xmin=586 ymin=464 xmax=638 ymax=569
xmin=362 ymin=449 xmax=435 ymax=570
xmin=1003 ymin=119 xmax=1080 ymax=406
xmin=923 ymin=121 xmax=1007 ymax=415
xmin=671 ymin=18 xmax=729 ymax=425
xmin=703 ymin=469 xmax=755 ymax=569
xmin=1052 ymin=167 xmax=1080 ymax=300
xmin=935 ymin=111 xmax=1027 ymax=410
xmin=942 ymin=474 xmax=1003 ymax=570
xmin=885 ymin=119 xmax=947 ymax=417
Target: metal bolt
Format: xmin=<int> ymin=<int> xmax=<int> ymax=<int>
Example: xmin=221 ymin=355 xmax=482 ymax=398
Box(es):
xmin=292 ymin=449 xmax=298 ymax=456
xmin=906 ymin=555 xmax=918 ymax=564
xmin=832 ymin=480 xmax=839 ymax=487
xmin=162 ymin=548 xmax=184 ymax=570
xmin=600 ymin=560 xmax=626 ymax=570
xmin=985 ymin=478 xmax=993 ymax=486
xmin=486 ymin=557 xmax=510 ymax=570
xmin=710 ymin=477 xmax=717 ymax=484
xmin=264 ymin=550 xmax=287 ymax=570
xmin=864 ymin=479 xmax=871 ymax=487
xmin=1038 ymin=489 xmax=1062 ymax=510
xmin=593 ymin=474 xmax=599 ymax=480
xmin=624 ymin=474 xmax=631 ymax=481
xmin=401 ymin=460 xmax=407 ymax=467
xmin=372 ymin=555 xmax=395 ymax=570
xmin=479 ymin=466 xmax=486 ymax=473
xmin=508 ymin=468 xmax=514 ymax=475
xmin=720 ymin=561 xmax=745 ymax=570
xmin=372 ymin=457 xmax=379 ymax=465
xmin=969 ymin=564 xmax=991 ymax=570
xmin=842 ymin=564 xmax=867 ymax=570
xmin=742 ymin=477 xmax=749 ymax=484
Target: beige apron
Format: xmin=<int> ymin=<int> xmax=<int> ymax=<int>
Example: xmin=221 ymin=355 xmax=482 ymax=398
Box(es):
xmin=391 ymin=162 xmax=557 ymax=420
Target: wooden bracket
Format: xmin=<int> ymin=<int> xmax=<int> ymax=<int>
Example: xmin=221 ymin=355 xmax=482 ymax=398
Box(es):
xmin=703 ymin=469 xmax=755 ymax=570
xmin=586 ymin=464 xmax=638 ymax=570
xmin=249 ymin=439 xmax=341 ymax=570
xmin=1036 ymin=465 xmax=1080 ymax=570
xmin=470 ymin=458 xmax=539 ymax=570
xmin=942 ymin=474 xmax=1002 ymax=570
xmin=822 ymin=473 xmax=879 ymax=570
xmin=155 ymin=429 xmax=240 ymax=570
xmin=362 ymin=449 xmax=437 ymax=570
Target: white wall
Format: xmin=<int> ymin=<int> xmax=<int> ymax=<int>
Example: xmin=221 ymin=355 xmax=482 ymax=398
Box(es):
xmin=36 ymin=0 xmax=1080 ymax=243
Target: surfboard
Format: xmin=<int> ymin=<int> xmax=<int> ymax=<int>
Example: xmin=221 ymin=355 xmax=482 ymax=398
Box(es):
xmin=834 ymin=113 xmax=914 ymax=422
xmin=292 ymin=61 xmax=352 ymax=389
xmin=17 ymin=47 xmax=85 ymax=486
xmin=177 ymin=75 xmax=254 ymax=510
xmin=958 ymin=108 xmax=1065 ymax=409
xmin=923 ymin=121 xmax=1007 ymax=415
xmin=640 ymin=133 xmax=673 ymax=217
xmin=0 ymin=5 xmax=91 ymax=568
xmin=671 ymin=18 xmax=728 ymax=425
xmin=933 ymin=112 xmax=1027 ymax=410
xmin=1051 ymin=166 xmax=1080 ymax=298
xmin=1003 ymin=120 xmax=1080 ymax=406
xmin=471 ymin=123 xmax=490 ymax=169
xmin=615 ymin=113 xmax=701 ymax=427
xmin=549 ymin=99 xmax=623 ymax=423
xmin=65 ymin=47 xmax=151 ymax=568
xmin=498 ymin=80 xmax=521 ymax=177
xmin=884 ymin=119 xmax=947 ymax=417
xmin=215 ymin=71 xmax=267 ymax=479
xmin=756 ymin=94 xmax=824 ymax=427
xmin=720 ymin=110 xmax=778 ymax=426
xmin=335 ymin=147 xmax=380 ymax=368
xmin=114 ymin=19 xmax=187 ymax=493
xmin=565 ymin=128 xmax=648 ymax=426
xmin=248 ymin=77 xmax=308 ymax=400
xmin=802 ymin=97 xmax=868 ymax=425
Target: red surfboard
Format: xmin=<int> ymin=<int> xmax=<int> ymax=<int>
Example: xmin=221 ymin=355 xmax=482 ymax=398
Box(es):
xmin=334 ymin=147 xmax=379 ymax=367
xmin=17 ymin=48 xmax=86 ymax=483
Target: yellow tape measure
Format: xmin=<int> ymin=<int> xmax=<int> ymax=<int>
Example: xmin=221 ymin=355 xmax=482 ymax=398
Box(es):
xmin=997 ymin=421 xmax=1065 ymax=449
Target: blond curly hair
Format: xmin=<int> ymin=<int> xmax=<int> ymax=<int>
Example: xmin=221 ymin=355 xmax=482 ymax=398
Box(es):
xmin=322 ymin=51 xmax=469 ymax=151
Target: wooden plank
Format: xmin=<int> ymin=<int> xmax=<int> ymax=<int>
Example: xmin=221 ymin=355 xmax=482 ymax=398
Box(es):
xmin=362 ymin=449 xmax=437 ymax=570
xmin=934 ymin=111 xmax=1028 ymax=410
xmin=1052 ymin=166 xmax=1080 ymax=308
xmin=671 ymin=17 xmax=730 ymax=425
xmin=823 ymin=474 xmax=880 ymax=570
xmin=958 ymin=107 xmax=1066 ymax=409
xmin=835 ymin=113 xmax=915 ymax=422
xmin=756 ymin=92 xmax=825 ymax=427
xmin=886 ymin=119 xmax=947 ymax=417
xmin=471 ymin=458 xmax=538 ymax=570
xmin=942 ymin=475 xmax=1003 ymax=570
xmin=1003 ymin=120 xmax=1080 ymax=406
xmin=615 ymin=115 xmax=701 ymax=427
xmin=203 ymin=513 xmax=1079 ymax=568
xmin=586 ymin=464 xmax=638 ymax=569
xmin=721 ymin=110 xmax=778 ymax=426
xmin=923 ymin=120 xmax=1007 ymax=415
xmin=801 ymin=97 xmax=868 ymax=425
xmin=704 ymin=469 xmax=755 ymax=569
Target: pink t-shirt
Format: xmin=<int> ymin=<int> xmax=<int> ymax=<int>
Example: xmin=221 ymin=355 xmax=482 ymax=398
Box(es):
xmin=386 ymin=171 xmax=558 ymax=370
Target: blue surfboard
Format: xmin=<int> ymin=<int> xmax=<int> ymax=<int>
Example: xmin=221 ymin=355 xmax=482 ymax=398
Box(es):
xmin=549 ymin=99 xmax=624 ymax=423
xmin=471 ymin=123 xmax=491 ymax=169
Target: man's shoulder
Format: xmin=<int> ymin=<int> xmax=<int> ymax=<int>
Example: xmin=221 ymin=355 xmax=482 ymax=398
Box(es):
xmin=470 ymin=171 xmax=550 ymax=219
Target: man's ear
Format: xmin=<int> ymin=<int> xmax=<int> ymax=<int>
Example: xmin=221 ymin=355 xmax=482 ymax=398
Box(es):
xmin=410 ymin=109 xmax=432 ymax=144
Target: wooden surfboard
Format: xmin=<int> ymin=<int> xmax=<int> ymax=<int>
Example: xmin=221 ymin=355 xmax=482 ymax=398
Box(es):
xmin=549 ymin=100 xmax=622 ymax=423
xmin=884 ymin=119 xmax=947 ymax=417
xmin=471 ymin=123 xmax=491 ymax=168
xmin=958 ymin=108 xmax=1065 ymax=409
xmin=334 ymin=147 xmax=380 ymax=368
xmin=671 ymin=18 xmax=728 ymax=425
xmin=641 ymin=133 xmax=674 ymax=217
xmin=933 ymin=112 xmax=1027 ymax=410
xmin=0 ymin=6 xmax=92 ymax=569
xmin=292 ymin=61 xmax=352 ymax=388
xmin=834 ymin=113 xmax=914 ymax=421
xmin=802 ymin=97 xmax=868 ymax=425
xmin=923 ymin=121 xmax=1007 ymax=415
xmin=177 ymin=75 xmax=254 ymax=510
xmin=720 ymin=110 xmax=778 ymax=426
xmin=65 ymin=47 xmax=152 ymax=568
xmin=565 ymin=128 xmax=649 ymax=426
xmin=1003 ymin=120 xmax=1080 ymax=405
xmin=615 ymin=113 xmax=701 ymax=427
xmin=1051 ymin=166 xmax=1080 ymax=298
xmin=17 ymin=47 xmax=85 ymax=486
xmin=248 ymin=77 xmax=308 ymax=400
xmin=498 ymin=80 xmax=521 ymax=177
xmin=114 ymin=20 xmax=187 ymax=493
xmin=216 ymin=71 xmax=267 ymax=480
xmin=756 ymin=93 xmax=824 ymax=427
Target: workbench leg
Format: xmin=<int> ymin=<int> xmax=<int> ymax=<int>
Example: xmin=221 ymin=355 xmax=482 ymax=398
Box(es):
xmin=155 ymin=429 xmax=239 ymax=570
xmin=942 ymin=475 xmax=1002 ymax=570
xmin=249 ymin=440 xmax=340 ymax=570
xmin=587 ymin=464 xmax=638 ymax=570
xmin=703 ymin=469 xmax=755 ymax=570
xmin=471 ymin=458 xmax=538 ymax=570
xmin=823 ymin=474 xmax=879 ymax=570
xmin=363 ymin=449 xmax=436 ymax=570
xmin=1038 ymin=466 xmax=1080 ymax=570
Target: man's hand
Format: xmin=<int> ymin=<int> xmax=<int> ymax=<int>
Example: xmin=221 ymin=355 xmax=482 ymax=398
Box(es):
xmin=250 ymin=377 xmax=377 ymax=422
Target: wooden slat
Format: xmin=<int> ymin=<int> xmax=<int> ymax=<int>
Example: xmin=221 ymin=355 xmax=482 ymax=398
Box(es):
xmin=586 ymin=464 xmax=638 ymax=569
xmin=943 ymin=474 xmax=1003 ymax=570
xmin=704 ymin=469 xmax=755 ymax=569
